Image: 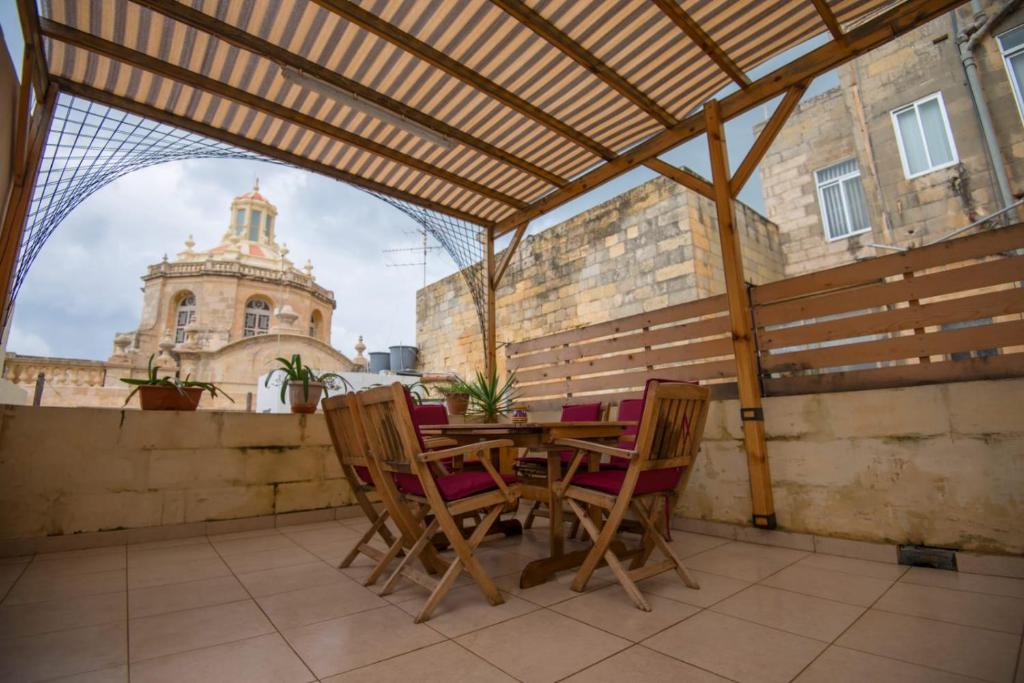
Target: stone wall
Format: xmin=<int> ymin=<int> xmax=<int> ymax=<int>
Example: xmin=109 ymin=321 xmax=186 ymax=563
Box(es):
xmin=760 ymin=3 xmax=1024 ymax=277
xmin=417 ymin=176 xmax=783 ymax=375
xmin=0 ymin=407 xmax=354 ymax=542
xmin=682 ymin=377 xmax=1024 ymax=555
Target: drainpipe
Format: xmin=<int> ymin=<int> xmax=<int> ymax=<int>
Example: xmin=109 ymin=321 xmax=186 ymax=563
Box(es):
xmin=955 ymin=1 xmax=1019 ymax=220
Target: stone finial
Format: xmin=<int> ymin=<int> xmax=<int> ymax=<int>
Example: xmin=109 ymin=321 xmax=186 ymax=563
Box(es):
xmin=155 ymin=333 xmax=177 ymax=369
xmin=108 ymin=333 xmax=133 ymax=362
xmin=303 ymin=259 xmax=314 ymax=280
xmin=184 ymin=234 xmax=195 ymax=253
xmin=353 ymin=336 xmax=368 ymax=367
xmin=253 ymin=177 xmax=259 ymax=192
xmin=270 ymin=303 xmax=299 ymax=334
xmin=280 ymin=242 xmax=289 ymax=259
xmin=161 ymin=253 xmax=169 ymax=263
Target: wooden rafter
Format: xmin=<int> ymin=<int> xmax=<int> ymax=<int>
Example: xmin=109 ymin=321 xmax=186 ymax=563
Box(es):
xmin=130 ymin=0 xmax=567 ymax=189
xmin=493 ymin=222 xmax=529 ymax=287
xmin=651 ymin=0 xmax=750 ymax=87
xmin=494 ymin=0 xmax=967 ymax=236
xmin=40 ymin=20 xmax=528 ymax=212
xmin=16 ymin=0 xmax=49 ymax=98
xmin=811 ymin=0 xmax=846 ymax=42
xmin=490 ymin=0 xmax=677 ymax=127
xmin=485 ymin=227 xmax=498 ymax=376
xmin=644 ymin=159 xmax=714 ymax=201
xmin=730 ymin=82 xmax=810 ymax=196
xmin=52 ymin=79 xmax=493 ymax=228
xmin=311 ymin=0 xmax=617 ymax=160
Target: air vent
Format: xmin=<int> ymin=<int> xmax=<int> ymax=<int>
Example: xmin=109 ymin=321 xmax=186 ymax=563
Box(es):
xmin=898 ymin=544 xmax=957 ymax=571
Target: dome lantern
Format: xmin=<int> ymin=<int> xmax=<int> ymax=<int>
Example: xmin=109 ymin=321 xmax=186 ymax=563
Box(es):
xmin=228 ymin=178 xmax=279 ymax=246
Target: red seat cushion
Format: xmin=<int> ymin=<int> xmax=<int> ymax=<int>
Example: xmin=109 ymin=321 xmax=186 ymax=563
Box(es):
xmin=354 ymin=465 xmax=373 ymax=486
xmin=607 ymin=398 xmax=645 ymax=469
xmin=569 ymin=468 xmax=681 ymax=496
xmin=517 ymin=402 xmax=603 ymax=469
xmin=396 ymin=470 xmax=517 ymax=501
xmin=412 ymin=403 xmax=449 ymax=427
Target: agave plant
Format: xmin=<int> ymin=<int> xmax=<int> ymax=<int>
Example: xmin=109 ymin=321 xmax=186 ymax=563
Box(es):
xmin=264 ymin=354 xmax=353 ymax=403
xmin=121 ymin=354 xmax=233 ymax=406
xmin=464 ymin=369 xmax=519 ymax=422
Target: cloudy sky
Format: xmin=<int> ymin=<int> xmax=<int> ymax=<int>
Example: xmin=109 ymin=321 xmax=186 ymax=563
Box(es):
xmin=0 ymin=8 xmax=836 ymax=362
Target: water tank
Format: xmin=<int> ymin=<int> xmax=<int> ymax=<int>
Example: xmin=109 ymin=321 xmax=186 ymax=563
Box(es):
xmin=368 ymin=352 xmax=390 ymax=373
xmin=389 ymin=345 xmax=418 ymax=373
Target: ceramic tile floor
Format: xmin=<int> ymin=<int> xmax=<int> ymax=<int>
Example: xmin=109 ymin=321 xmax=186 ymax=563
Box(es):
xmin=0 ymin=516 xmax=1021 ymax=683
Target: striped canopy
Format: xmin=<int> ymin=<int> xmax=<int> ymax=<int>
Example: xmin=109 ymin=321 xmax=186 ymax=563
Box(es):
xmin=34 ymin=0 xmax=959 ymax=230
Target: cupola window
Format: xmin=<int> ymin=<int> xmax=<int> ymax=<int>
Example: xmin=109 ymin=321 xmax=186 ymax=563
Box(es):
xmin=244 ymin=299 xmax=271 ymax=337
xmin=235 ymin=209 xmax=245 ymax=235
xmin=175 ymin=294 xmax=196 ymax=343
xmin=249 ymin=210 xmax=262 ymax=241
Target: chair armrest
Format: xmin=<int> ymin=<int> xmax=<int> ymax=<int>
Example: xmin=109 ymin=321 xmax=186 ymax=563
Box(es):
xmin=553 ymin=438 xmax=637 ymax=460
xmin=422 ymin=436 xmax=459 ymax=449
xmin=416 ymin=439 xmax=515 ymax=463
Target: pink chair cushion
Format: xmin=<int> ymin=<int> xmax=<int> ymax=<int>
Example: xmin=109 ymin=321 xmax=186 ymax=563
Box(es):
xmin=412 ymin=403 xmax=449 ymax=427
xmin=354 ymin=465 xmax=373 ymax=486
xmin=515 ymin=402 xmax=604 ymax=468
xmin=569 ymin=467 xmax=682 ymax=496
xmin=403 ymin=389 xmax=428 ymax=452
xmin=396 ymin=470 xmax=517 ymax=501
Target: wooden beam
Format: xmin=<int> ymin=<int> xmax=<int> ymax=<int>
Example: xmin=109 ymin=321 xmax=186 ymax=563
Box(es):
xmin=54 ymin=78 xmax=493 ymax=228
xmin=493 ymin=222 xmax=528 ymax=287
xmin=485 ymin=227 xmax=498 ymax=376
xmin=11 ymin=51 xmax=35 ymax=186
xmin=311 ymin=0 xmax=616 ymax=160
xmin=650 ymin=0 xmax=750 ymax=87
xmin=705 ymin=98 xmax=775 ymax=529
xmin=730 ymin=81 xmax=809 ymax=196
xmin=41 ymin=20 xmax=529 ymax=212
xmin=811 ymin=0 xmax=846 ymax=42
xmin=0 ymin=86 xmax=57 ymax=328
xmin=644 ymin=159 xmax=714 ymax=201
xmin=16 ymin=0 xmax=49 ymax=99
xmin=130 ymin=0 xmax=566 ymax=189
xmin=490 ymin=0 xmax=676 ymax=127
xmin=494 ymin=0 xmax=967 ymax=236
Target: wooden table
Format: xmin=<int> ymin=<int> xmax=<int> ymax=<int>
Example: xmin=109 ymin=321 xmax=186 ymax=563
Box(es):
xmin=420 ymin=421 xmax=629 ymax=588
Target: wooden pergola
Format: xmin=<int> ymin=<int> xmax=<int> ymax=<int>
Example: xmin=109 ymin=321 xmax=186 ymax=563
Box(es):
xmin=4 ymin=0 xmax=967 ymax=528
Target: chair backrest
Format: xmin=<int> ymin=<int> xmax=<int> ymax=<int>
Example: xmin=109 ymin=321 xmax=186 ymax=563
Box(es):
xmin=357 ymin=384 xmax=423 ymax=476
xmin=560 ymin=402 xmax=603 ymax=423
xmin=630 ymin=381 xmax=710 ymax=488
xmin=616 ymin=398 xmax=644 ymax=448
xmin=322 ymin=392 xmax=379 ymax=489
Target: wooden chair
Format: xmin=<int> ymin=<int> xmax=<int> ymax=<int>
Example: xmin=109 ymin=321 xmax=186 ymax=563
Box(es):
xmin=357 ymin=383 xmax=520 ymax=623
xmin=553 ymin=381 xmax=711 ymax=611
xmin=519 ymin=402 xmax=604 ymax=530
xmin=323 ymin=392 xmax=449 ymax=586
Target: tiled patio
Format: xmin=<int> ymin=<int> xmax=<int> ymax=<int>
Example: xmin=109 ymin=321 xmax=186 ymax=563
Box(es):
xmin=0 ymin=515 xmax=1021 ymax=683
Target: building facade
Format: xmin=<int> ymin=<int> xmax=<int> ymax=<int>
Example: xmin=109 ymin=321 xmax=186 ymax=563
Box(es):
xmin=4 ymin=183 xmax=363 ymax=408
xmin=759 ymin=0 xmax=1024 ymax=276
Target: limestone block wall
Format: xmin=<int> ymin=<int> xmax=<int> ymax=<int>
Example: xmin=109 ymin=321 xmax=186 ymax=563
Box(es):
xmin=0 ymin=407 xmax=353 ymax=541
xmin=681 ymin=377 xmax=1024 ymax=555
xmin=417 ymin=177 xmax=783 ymax=375
xmin=760 ymin=4 xmax=1024 ymax=277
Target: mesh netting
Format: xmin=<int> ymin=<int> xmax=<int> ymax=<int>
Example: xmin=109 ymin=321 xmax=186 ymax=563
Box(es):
xmin=12 ymin=93 xmax=488 ymax=335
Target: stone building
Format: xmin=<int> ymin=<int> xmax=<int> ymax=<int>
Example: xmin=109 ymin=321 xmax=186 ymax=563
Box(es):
xmin=3 ymin=182 xmax=363 ymax=408
xmin=759 ymin=0 xmax=1024 ymax=276
xmin=417 ymin=177 xmax=783 ymax=375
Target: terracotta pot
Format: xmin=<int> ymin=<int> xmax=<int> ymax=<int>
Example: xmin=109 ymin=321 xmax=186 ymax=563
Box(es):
xmin=445 ymin=392 xmax=469 ymax=416
xmin=137 ymin=385 xmax=203 ymax=411
xmin=288 ymin=381 xmax=323 ymax=414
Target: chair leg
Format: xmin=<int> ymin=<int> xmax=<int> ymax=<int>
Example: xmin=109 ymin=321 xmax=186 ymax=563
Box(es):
xmin=568 ymin=494 xmax=632 ymax=593
xmin=339 ymin=507 xmax=391 ymax=569
xmin=629 ymin=499 xmax=660 ymax=571
xmin=415 ymin=504 xmax=505 ymax=623
xmin=566 ymin=499 xmax=650 ymax=611
xmin=633 ymin=500 xmax=699 ymax=590
xmin=380 ymin=518 xmax=440 ymax=596
xmin=523 ymin=500 xmax=542 ymax=529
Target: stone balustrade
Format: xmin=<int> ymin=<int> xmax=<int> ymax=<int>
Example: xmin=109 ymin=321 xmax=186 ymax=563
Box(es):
xmin=2 ymin=354 xmax=108 ymax=388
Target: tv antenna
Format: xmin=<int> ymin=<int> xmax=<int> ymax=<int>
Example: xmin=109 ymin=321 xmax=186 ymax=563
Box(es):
xmin=383 ymin=227 xmax=442 ymax=287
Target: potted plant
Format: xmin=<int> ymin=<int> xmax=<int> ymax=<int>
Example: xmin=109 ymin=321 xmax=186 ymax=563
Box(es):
xmin=265 ymin=354 xmax=353 ymax=414
xmin=435 ymin=376 xmax=471 ymax=416
xmin=121 ymin=355 xmax=233 ymax=411
xmin=464 ymin=369 xmax=519 ymax=422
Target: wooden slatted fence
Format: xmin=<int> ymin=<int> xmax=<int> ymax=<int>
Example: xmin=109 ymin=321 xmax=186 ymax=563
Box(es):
xmin=505 ymin=223 xmax=1024 ymax=410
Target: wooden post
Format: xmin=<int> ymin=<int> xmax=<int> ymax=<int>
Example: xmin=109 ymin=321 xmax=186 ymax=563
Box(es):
xmin=0 ymin=86 xmax=57 ymax=329
xmin=705 ymin=99 xmax=776 ymax=529
xmin=32 ymin=372 xmax=45 ymax=407
xmin=485 ymin=227 xmax=497 ymax=377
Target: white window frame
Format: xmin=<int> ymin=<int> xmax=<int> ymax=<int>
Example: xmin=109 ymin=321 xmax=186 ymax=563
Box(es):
xmin=244 ymin=298 xmax=271 ymax=337
xmin=890 ymin=92 xmax=959 ymax=179
xmin=174 ymin=294 xmax=196 ymax=344
xmin=814 ymin=160 xmax=871 ymax=242
xmin=998 ymin=26 xmax=1024 ymax=127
